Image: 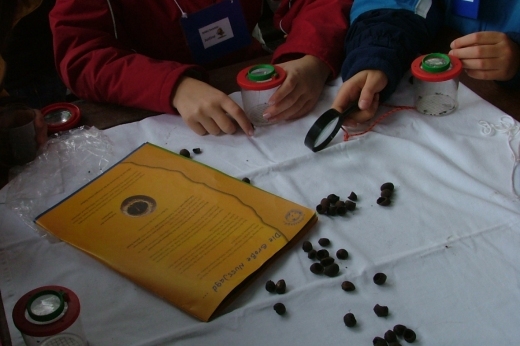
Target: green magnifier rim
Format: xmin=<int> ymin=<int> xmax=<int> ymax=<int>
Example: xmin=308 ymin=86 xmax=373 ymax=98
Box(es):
xmin=26 ymin=289 xmax=65 ymax=322
xmin=421 ymin=53 xmax=451 ymax=73
xmin=247 ymin=64 xmax=276 ymax=81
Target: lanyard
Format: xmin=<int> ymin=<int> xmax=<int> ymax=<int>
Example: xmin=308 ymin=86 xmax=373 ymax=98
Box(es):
xmin=173 ymin=0 xmax=237 ymax=18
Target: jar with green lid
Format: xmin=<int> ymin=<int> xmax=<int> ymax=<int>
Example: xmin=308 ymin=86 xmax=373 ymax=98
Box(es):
xmin=236 ymin=64 xmax=287 ymax=126
xmin=411 ymin=53 xmax=463 ymax=116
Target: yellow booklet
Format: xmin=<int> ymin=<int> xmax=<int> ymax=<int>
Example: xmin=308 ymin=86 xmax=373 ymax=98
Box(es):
xmin=35 ymin=143 xmax=317 ymax=321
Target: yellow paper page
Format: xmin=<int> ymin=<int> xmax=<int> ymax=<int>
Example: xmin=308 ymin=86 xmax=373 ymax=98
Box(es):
xmin=36 ymin=143 xmax=316 ymax=321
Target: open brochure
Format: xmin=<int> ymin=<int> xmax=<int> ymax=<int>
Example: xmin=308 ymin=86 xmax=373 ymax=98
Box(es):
xmin=35 ymin=143 xmax=317 ymax=321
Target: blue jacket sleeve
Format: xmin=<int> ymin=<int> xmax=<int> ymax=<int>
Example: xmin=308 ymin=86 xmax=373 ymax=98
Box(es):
xmin=496 ymin=32 xmax=520 ymax=89
xmin=340 ymin=6 xmax=444 ymax=102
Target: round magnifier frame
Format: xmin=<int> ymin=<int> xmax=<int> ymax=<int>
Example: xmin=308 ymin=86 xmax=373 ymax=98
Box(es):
xmin=247 ymin=64 xmax=276 ymax=82
xmin=26 ymin=290 xmax=65 ymax=323
xmin=304 ymin=104 xmax=359 ymax=152
xmin=41 ymin=102 xmax=81 ymax=134
xmin=421 ymin=53 xmax=450 ymax=73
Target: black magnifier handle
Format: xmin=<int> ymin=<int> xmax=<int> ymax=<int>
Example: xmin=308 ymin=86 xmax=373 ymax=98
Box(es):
xmin=304 ymin=104 xmax=359 ymax=152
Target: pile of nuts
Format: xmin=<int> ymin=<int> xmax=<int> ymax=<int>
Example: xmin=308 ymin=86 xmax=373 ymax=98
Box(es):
xmin=316 ymin=193 xmax=357 ymax=216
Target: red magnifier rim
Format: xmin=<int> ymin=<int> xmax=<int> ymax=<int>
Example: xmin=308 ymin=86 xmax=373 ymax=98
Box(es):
xmin=12 ymin=285 xmax=81 ymax=337
xmin=236 ymin=65 xmax=287 ymax=91
xmin=411 ymin=54 xmax=463 ymax=82
xmin=41 ymin=102 xmax=81 ymax=134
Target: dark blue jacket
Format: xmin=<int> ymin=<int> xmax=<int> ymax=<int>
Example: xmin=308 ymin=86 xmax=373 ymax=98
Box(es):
xmin=341 ymin=1 xmax=520 ymax=102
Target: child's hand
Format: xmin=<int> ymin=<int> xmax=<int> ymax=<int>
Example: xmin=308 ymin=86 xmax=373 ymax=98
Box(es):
xmin=449 ymin=31 xmax=520 ymax=81
xmin=263 ymin=55 xmax=331 ymax=123
xmin=331 ymin=70 xmax=387 ymax=127
xmin=172 ymin=76 xmax=254 ymax=136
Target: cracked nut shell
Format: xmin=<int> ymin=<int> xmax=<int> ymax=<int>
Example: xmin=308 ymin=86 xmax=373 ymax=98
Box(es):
xmin=310 ymin=262 xmax=324 ymax=274
xmin=275 ymin=279 xmax=286 ymax=294
xmin=393 ymin=324 xmax=407 ymax=336
xmin=384 ymin=330 xmax=397 ymax=343
xmin=380 ymin=182 xmax=394 ymax=191
xmin=320 ymin=256 xmax=335 ymax=267
xmin=323 ymin=263 xmax=340 ymax=277
xmin=273 ymin=302 xmax=286 ymax=315
xmin=341 ymin=281 xmax=355 ymax=291
xmin=403 ymin=328 xmax=416 ymax=343
xmin=373 ymin=272 xmax=387 ymax=285
xmin=373 ymin=337 xmax=388 ymax=346
xmin=377 ymin=196 xmax=391 ymax=206
xmin=343 ymin=312 xmax=356 ymax=327
xmin=373 ymin=304 xmax=389 ymax=317
xmin=302 ymin=241 xmax=313 ymax=252
xmin=179 ymin=149 xmax=190 ymax=158
xmin=316 ymin=249 xmax=329 ymax=260
xmin=345 ymin=200 xmax=356 ymax=211
xmin=318 ymin=238 xmax=330 ymax=246
xmin=265 ymin=280 xmax=276 ymax=293
xmin=336 ymin=248 xmax=349 ymax=260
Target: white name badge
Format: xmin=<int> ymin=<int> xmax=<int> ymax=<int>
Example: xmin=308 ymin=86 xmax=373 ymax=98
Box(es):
xmin=199 ymin=17 xmax=235 ymax=49
xmin=180 ymin=0 xmax=251 ymax=65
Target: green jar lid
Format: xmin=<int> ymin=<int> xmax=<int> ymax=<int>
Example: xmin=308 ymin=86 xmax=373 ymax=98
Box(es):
xmin=247 ymin=64 xmax=276 ymax=81
xmin=421 ymin=53 xmax=451 ymax=73
xmin=26 ymin=289 xmax=65 ymax=322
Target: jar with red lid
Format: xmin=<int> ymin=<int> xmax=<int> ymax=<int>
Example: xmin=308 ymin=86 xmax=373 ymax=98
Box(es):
xmin=12 ymin=286 xmax=88 ymax=346
xmin=236 ymin=64 xmax=286 ymax=126
xmin=411 ymin=53 xmax=463 ymax=116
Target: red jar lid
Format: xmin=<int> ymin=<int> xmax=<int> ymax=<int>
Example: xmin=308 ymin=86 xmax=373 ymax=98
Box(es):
xmin=411 ymin=53 xmax=463 ymax=82
xmin=236 ymin=64 xmax=287 ymax=91
xmin=12 ymin=285 xmax=81 ymax=337
xmin=41 ymin=102 xmax=81 ymax=134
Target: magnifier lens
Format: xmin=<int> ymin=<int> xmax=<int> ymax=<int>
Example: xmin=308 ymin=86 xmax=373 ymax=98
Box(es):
xmin=304 ymin=105 xmax=359 ymax=152
xmin=421 ymin=53 xmax=450 ymax=73
xmin=250 ymin=67 xmax=272 ymax=77
xmin=313 ymin=116 xmax=342 ymax=148
xmin=44 ymin=109 xmax=73 ymax=125
xmin=247 ymin=64 xmax=276 ymax=82
xmin=424 ymin=57 xmax=447 ymax=67
xmin=30 ymin=294 xmax=61 ymax=316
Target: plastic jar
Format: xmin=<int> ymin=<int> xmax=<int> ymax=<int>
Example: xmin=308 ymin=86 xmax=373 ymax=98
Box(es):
xmin=411 ymin=53 xmax=463 ymax=116
xmin=236 ymin=64 xmax=286 ymax=126
xmin=12 ymin=286 xmax=88 ymax=346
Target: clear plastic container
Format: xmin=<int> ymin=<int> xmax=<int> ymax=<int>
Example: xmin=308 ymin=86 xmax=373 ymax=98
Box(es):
xmin=236 ymin=64 xmax=286 ymax=126
xmin=12 ymin=286 xmax=88 ymax=346
xmin=411 ymin=53 xmax=463 ymax=116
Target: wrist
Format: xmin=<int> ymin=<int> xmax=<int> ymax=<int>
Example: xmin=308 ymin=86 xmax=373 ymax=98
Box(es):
xmin=304 ymin=55 xmax=331 ymax=81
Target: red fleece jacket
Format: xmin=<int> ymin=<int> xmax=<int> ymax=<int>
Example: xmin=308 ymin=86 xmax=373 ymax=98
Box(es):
xmin=50 ymin=0 xmax=351 ymax=114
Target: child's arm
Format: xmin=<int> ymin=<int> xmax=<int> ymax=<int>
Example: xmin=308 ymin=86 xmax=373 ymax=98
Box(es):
xmin=449 ymin=31 xmax=520 ymax=88
xmin=333 ymin=5 xmax=443 ymax=123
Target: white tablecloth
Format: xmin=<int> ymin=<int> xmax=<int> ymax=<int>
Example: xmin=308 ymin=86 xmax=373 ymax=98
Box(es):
xmin=1 ymin=75 xmax=520 ymax=345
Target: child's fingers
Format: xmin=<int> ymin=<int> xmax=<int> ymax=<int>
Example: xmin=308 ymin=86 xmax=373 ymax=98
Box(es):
xmin=358 ymin=72 xmax=386 ymax=110
xmin=450 ymin=31 xmax=505 ymax=49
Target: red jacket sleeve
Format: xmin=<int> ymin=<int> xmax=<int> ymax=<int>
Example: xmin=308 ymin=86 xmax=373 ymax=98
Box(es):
xmin=49 ymin=0 xmax=203 ymax=114
xmin=272 ymin=0 xmax=352 ymax=78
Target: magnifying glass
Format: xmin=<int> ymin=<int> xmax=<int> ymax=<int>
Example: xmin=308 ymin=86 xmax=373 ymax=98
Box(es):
xmin=304 ymin=104 xmax=359 ymax=152
xmin=41 ymin=102 xmax=81 ymax=134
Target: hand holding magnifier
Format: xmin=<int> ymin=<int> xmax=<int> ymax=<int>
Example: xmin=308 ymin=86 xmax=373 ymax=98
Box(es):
xmin=304 ymin=104 xmax=360 ymax=152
